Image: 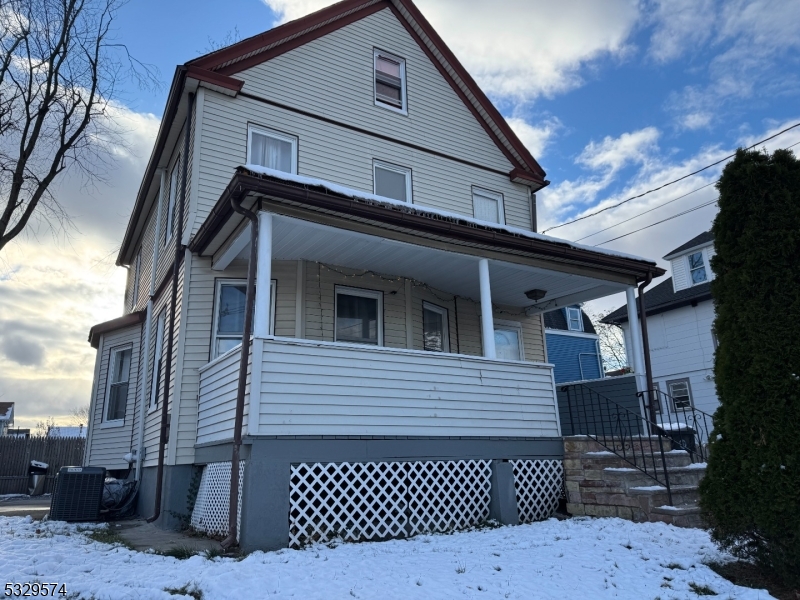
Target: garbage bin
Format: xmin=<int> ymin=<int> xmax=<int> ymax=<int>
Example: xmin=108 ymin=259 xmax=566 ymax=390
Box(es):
xmin=28 ymin=460 xmax=49 ymax=496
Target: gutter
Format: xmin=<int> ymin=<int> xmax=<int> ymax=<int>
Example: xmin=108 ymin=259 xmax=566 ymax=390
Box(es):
xmin=148 ymin=92 xmax=195 ymax=523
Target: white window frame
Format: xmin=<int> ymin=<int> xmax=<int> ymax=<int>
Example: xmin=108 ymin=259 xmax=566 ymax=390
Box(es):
xmin=687 ymin=250 xmax=708 ymax=285
xmin=373 ymin=49 xmax=407 ymax=115
xmin=566 ymin=307 xmax=584 ymax=332
xmin=334 ymin=285 xmax=384 ymax=346
xmin=373 ymin=160 xmax=412 ymax=203
xmin=149 ymin=310 xmax=166 ymax=412
xmin=472 ymin=187 xmax=505 ymax=225
xmin=422 ymin=301 xmax=450 ymax=353
xmin=247 ymin=124 xmax=298 ymax=174
xmin=164 ymin=156 xmax=179 ymax=246
xmin=493 ymin=319 xmax=525 ymax=361
xmin=131 ymin=251 xmax=141 ymax=309
xmin=667 ymin=378 xmax=694 ymax=411
xmin=211 ymin=278 xmax=276 ymax=360
xmin=104 ymin=345 xmax=132 ymax=425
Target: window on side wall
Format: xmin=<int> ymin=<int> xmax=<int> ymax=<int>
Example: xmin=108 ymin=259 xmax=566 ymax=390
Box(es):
xmin=105 ymin=347 xmax=132 ymax=422
xmin=493 ymin=320 xmax=524 ymax=361
xmin=423 ymin=301 xmax=449 ymax=352
xmin=688 ymin=251 xmax=707 ymax=284
xmin=150 ymin=310 xmax=166 ymax=409
xmin=472 ymin=187 xmax=504 ymax=224
xmin=667 ymin=379 xmax=693 ymax=411
xmin=373 ymin=161 xmax=412 ymax=203
xmin=566 ymin=307 xmax=583 ymax=331
xmin=374 ymin=50 xmax=406 ymax=113
xmin=335 ymin=286 xmax=383 ymax=346
xmin=211 ymin=279 xmax=276 ymax=360
xmin=131 ymin=251 xmax=141 ymax=309
xmin=164 ymin=157 xmax=180 ymax=246
xmin=247 ymin=125 xmax=298 ymax=174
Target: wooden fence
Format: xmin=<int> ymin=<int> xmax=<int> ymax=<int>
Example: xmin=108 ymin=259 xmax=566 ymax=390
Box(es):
xmin=0 ymin=436 xmax=86 ymax=495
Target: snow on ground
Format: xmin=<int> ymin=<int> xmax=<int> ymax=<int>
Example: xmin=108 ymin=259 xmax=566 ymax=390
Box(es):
xmin=0 ymin=515 xmax=773 ymax=600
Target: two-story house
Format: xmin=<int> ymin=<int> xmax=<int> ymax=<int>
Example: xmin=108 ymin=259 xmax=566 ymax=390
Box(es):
xmin=543 ymin=307 xmax=603 ymax=383
xmin=83 ymin=0 xmax=663 ymax=551
xmin=603 ymin=231 xmax=717 ymax=416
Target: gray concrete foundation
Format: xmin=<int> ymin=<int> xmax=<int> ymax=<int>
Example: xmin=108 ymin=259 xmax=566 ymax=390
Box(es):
xmin=136 ymin=464 xmax=197 ymax=530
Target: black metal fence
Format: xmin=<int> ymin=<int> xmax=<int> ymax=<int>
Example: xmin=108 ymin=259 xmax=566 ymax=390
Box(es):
xmin=0 ymin=436 xmax=86 ymax=495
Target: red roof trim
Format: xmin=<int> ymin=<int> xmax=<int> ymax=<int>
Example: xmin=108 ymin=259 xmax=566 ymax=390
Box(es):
xmin=88 ymin=310 xmax=146 ymax=349
xmin=185 ymin=66 xmax=244 ymax=93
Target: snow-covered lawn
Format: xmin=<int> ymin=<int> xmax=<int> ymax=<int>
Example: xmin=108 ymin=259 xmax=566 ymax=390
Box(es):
xmin=0 ymin=515 xmax=773 ymax=599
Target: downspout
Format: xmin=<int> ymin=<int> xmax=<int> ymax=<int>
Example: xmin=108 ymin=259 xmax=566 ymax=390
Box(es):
xmin=221 ymin=197 xmax=259 ymax=549
xmin=148 ymin=92 xmax=194 ymax=523
xmin=637 ymin=272 xmax=658 ymax=428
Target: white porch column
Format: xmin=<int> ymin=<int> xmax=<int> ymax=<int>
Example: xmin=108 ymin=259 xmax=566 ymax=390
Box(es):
xmin=625 ymin=286 xmax=646 ymax=393
xmin=253 ymin=212 xmax=273 ymax=338
xmin=478 ymin=258 xmax=496 ymax=359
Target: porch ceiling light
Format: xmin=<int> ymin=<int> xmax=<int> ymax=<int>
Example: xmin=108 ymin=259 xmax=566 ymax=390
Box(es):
xmin=525 ymin=288 xmax=547 ymax=301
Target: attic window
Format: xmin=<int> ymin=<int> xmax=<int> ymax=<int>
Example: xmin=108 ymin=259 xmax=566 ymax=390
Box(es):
xmin=566 ymin=307 xmax=583 ymax=331
xmin=688 ymin=251 xmax=707 ymax=284
xmin=374 ymin=50 xmax=406 ymax=113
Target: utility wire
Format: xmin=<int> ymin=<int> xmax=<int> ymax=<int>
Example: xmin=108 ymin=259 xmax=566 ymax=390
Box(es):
xmin=595 ymin=199 xmax=718 ymax=246
xmin=542 ymin=121 xmax=800 ymax=234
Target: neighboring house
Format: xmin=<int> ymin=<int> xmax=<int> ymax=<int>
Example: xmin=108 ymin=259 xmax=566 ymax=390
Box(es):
xmin=0 ymin=402 xmax=13 ymax=436
xmin=603 ymin=231 xmax=718 ymax=415
xmin=543 ymin=306 xmax=603 ymax=383
xmin=83 ymin=0 xmax=663 ymax=551
xmin=47 ymin=426 xmax=87 ymax=438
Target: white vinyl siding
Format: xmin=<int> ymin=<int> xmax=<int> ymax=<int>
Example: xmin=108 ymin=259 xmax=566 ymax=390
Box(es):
xmin=149 ymin=311 xmax=166 ymax=409
xmin=164 ymin=156 xmax=180 ymax=245
xmin=472 ymin=187 xmax=504 ymax=224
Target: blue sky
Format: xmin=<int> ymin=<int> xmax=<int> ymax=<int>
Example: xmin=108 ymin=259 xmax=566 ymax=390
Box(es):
xmin=2 ymin=0 xmax=800 ymax=427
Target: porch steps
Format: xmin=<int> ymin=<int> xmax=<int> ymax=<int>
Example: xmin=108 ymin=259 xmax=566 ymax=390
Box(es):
xmin=564 ymin=436 xmax=706 ymax=528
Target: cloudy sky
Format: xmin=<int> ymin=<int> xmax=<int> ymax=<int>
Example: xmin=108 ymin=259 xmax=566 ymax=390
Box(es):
xmin=2 ymin=0 xmax=799 ymax=429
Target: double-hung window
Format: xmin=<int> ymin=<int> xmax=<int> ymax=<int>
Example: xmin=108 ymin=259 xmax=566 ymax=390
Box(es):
xmin=668 ymin=379 xmax=693 ymax=411
xmin=566 ymin=307 xmax=583 ymax=331
xmin=164 ymin=158 xmax=180 ymax=246
xmin=688 ymin=251 xmax=707 ymax=284
xmin=423 ymin=302 xmax=449 ymax=352
xmin=373 ymin=161 xmax=412 ymax=203
xmin=472 ymin=188 xmax=504 ymax=224
xmin=105 ymin=347 xmax=132 ymax=422
xmin=211 ymin=279 xmax=276 ymax=359
xmin=493 ymin=320 xmax=524 ymax=361
xmin=247 ymin=125 xmax=297 ymax=174
xmin=131 ymin=251 xmax=141 ymax=308
xmin=374 ymin=50 xmax=407 ymax=113
xmin=149 ymin=310 xmax=166 ymax=409
xmin=335 ymin=286 xmax=383 ymax=346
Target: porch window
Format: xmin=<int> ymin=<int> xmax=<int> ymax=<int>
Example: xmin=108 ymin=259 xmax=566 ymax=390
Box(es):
xmin=667 ymin=379 xmax=693 ymax=410
xmin=374 ymin=161 xmax=412 ymax=203
xmin=335 ymin=286 xmax=383 ymax=345
xmin=566 ymin=307 xmax=583 ymax=331
xmin=247 ymin=125 xmax=297 ymax=174
xmin=164 ymin=156 xmax=180 ymax=245
xmin=374 ymin=49 xmax=406 ymax=113
xmin=423 ymin=301 xmax=449 ymax=352
xmin=688 ymin=251 xmax=707 ymax=284
xmin=105 ymin=347 xmax=132 ymax=422
xmin=472 ymin=188 xmax=504 ymax=224
xmin=212 ymin=279 xmax=276 ymax=359
xmin=149 ymin=310 xmax=166 ymax=409
xmin=493 ymin=320 xmax=524 ymax=361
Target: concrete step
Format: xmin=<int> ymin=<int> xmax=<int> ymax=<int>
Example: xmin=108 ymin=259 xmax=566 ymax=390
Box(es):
xmin=649 ymin=503 xmax=705 ymax=529
xmin=581 ymin=449 xmax=693 ymax=469
xmin=603 ymin=465 xmax=706 ymax=488
xmin=628 ymin=484 xmax=700 ymax=508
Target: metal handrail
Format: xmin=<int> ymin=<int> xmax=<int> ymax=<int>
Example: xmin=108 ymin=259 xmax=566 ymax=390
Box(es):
xmin=562 ymin=383 xmax=675 ymax=505
xmin=636 ymin=388 xmax=714 ymax=463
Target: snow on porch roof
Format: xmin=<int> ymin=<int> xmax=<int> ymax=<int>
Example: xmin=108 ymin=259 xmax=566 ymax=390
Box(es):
xmin=237 ymin=165 xmax=657 ymax=265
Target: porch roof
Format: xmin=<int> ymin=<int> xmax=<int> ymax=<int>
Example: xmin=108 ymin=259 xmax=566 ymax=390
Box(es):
xmin=189 ymin=168 xmax=664 ymax=310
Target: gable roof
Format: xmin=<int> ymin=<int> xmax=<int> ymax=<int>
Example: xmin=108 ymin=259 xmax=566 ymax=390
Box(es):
xmin=601 ymin=277 xmax=712 ymax=325
xmin=663 ymin=230 xmax=714 ymax=260
xmin=543 ymin=308 xmax=597 ymax=334
xmin=118 ymin=0 xmax=547 ymax=265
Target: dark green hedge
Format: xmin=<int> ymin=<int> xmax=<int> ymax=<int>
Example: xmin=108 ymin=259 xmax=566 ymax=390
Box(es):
xmin=700 ymin=148 xmax=800 ymax=585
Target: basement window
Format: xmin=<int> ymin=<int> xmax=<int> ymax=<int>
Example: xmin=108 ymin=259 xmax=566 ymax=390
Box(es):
xmin=212 ymin=279 xmax=276 ymax=359
xmin=105 ymin=347 xmax=132 ymax=422
xmin=374 ymin=161 xmax=412 ymax=203
xmin=335 ymin=286 xmax=383 ymax=346
xmin=374 ymin=50 xmax=407 ymax=113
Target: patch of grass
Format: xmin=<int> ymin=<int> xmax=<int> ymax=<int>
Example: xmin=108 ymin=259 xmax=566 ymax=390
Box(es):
xmin=705 ymin=560 xmax=799 ymax=600
xmin=688 ymin=582 xmax=717 ymax=596
xmin=159 ymin=545 xmax=197 ymax=560
xmin=202 ymin=547 xmax=225 ymax=560
xmin=86 ymin=528 xmax=133 ymax=550
xmin=455 ymin=561 xmax=467 ymax=574
xmin=664 ymin=562 xmax=686 ymax=570
xmin=164 ymin=583 xmax=203 ymax=599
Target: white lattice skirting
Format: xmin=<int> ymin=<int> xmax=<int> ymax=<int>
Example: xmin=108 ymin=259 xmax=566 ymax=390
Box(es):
xmin=191 ymin=461 xmax=245 ymax=537
xmin=512 ymin=459 xmax=564 ymax=524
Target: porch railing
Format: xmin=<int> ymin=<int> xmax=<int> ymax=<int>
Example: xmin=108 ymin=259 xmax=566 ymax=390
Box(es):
xmin=562 ymin=383 xmax=676 ymax=505
xmin=638 ymin=388 xmax=715 ymax=463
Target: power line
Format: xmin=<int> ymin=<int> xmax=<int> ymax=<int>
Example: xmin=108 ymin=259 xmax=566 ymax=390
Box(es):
xmin=542 ymin=121 xmax=800 ymax=234
xmin=595 ymin=199 xmax=718 ymax=246
xmin=574 ymin=181 xmax=717 ymax=242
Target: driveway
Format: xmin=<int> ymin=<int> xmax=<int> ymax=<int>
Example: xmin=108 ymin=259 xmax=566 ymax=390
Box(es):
xmin=0 ymin=495 xmax=50 ymax=519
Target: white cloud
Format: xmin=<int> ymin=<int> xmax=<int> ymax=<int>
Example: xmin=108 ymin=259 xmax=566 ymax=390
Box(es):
xmin=646 ymin=0 xmax=716 ymax=63
xmin=262 ymin=0 xmax=641 ymax=101
xmin=507 ymin=117 xmax=561 ymax=158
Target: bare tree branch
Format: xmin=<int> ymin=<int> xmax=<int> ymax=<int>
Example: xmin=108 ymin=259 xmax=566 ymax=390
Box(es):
xmin=587 ymin=308 xmax=630 ymax=374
